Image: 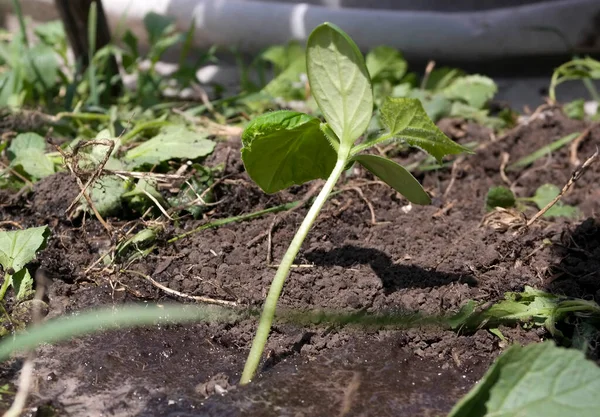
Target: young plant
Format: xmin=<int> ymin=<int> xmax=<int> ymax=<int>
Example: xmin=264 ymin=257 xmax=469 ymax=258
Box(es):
xmin=239 ymin=22 xmax=471 ymax=384
xmin=0 ymin=226 xmax=50 ymax=303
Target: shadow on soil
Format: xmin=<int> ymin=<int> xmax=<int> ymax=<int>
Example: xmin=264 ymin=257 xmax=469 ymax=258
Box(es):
xmin=305 ymin=245 xmax=477 ymax=293
xmin=547 ymin=218 xmax=600 ymax=303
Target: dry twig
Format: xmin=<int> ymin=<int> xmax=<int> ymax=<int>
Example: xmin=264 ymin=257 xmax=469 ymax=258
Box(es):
xmin=525 ymin=149 xmax=599 ymax=228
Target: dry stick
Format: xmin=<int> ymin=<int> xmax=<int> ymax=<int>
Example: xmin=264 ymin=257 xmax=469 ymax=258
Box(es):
xmin=0 ymin=161 xmax=33 ymax=187
xmin=64 ymin=139 xmax=115 ymax=214
xmin=122 ymin=269 xmax=237 ymax=307
xmin=499 ymin=152 xmax=511 ymax=186
xmin=526 ymin=149 xmax=599 ymax=228
xmin=569 ymin=124 xmax=595 ymax=166
xmin=442 ymin=156 xmax=465 ymax=199
xmin=51 ymin=140 xmax=112 ymax=234
xmin=346 ymin=186 xmax=387 ymax=225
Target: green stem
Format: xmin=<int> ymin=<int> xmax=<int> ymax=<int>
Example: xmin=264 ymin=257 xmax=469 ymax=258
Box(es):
xmin=88 ymin=1 xmax=99 ymax=106
xmin=0 ymin=273 xmax=12 ymax=302
xmin=120 ymin=120 xmax=170 ymax=144
xmin=240 ymin=151 xmax=350 ymax=385
xmin=11 ymin=0 xmax=28 ymax=46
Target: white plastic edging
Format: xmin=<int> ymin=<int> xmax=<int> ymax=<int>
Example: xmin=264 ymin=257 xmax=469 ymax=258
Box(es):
xmin=19 ymin=0 xmax=600 ymax=60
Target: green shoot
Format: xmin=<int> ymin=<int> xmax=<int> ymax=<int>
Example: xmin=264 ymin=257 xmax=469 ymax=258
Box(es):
xmin=0 ymin=226 xmax=50 ymax=303
xmin=239 ymin=22 xmax=471 ymax=384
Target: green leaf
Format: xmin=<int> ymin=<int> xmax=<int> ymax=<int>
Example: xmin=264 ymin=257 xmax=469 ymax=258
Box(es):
xmin=34 ymin=21 xmax=66 ymax=46
xmin=7 ymin=132 xmax=55 ymax=179
xmin=123 ymin=126 xmax=215 ymax=168
xmin=0 ymin=226 xmax=50 ymax=272
xmin=263 ymin=54 xmax=306 ymax=100
xmin=88 ymin=176 xmax=124 ymax=217
xmin=24 ymin=44 xmax=59 ymax=90
xmin=261 ymin=41 xmax=305 ymax=74
xmin=377 ymin=97 xmax=471 ymax=162
xmin=143 ymin=12 xmax=175 ymax=43
xmin=443 ymin=75 xmax=497 ymax=109
xmin=306 ymin=23 xmax=373 ymax=146
xmin=449 ymin=342 xmax=600 ymax=417
xmin=366 ymin=46 xmax=407 ymax=83
xmin=564 ymin=99 xmax=586 ymax=120
xmin=486 ymin=186 xmax=516 ymax=211
xmin=531 ymin=184 xmax=580 ymax=219
xmin=408 ymin=90 xmax=453 ymax=122
xmin=12 ymin=268 xmax=33 ymax=301
xmin=424 ymin=67 xmax=464 ymax=92
xmin=241 ymin=111 xmax=337 ymax=194
xmin=352 ymin=154 xmax=430 ymax=205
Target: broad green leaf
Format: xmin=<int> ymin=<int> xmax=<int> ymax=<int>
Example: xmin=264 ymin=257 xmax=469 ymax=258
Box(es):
xmin=531 ymin=184 xmax=580 ymax=219
xmin=443 ymin=75 xmax=497 ymax=109
xmin=306 ymin=23 xmax=373 ymax=146
xmin=8 ymin=132 xmax=55 ymax=179
xmin=24 ymin=44 xmax=59 ymax=90
xmin=448 ymin=342 xmax=600 ymax=417
xmin=0 ymin=226 xmax=50 ymax=272
xmin=366 ymin=46 xmax=407 ymax=83
xmin=123 ymin=126 xmax=215 ymax=168
xmin=352 ymin=154 xmax=430 ymax=205
xmin=89 ymin=176 xmax=124 ymax=217
xmin=241 ymin=111 xmax=336 ymax=194
xmin=378 ymin=97 xmax=471 ymax=162
xmin=507 ymin=132 xmax=580 ymax=171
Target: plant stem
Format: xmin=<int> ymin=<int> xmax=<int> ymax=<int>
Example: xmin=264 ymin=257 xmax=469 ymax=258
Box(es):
xmin=0 ymin=273 xmax=12 ymax=302
xmin=88 ymin=1 xmax=99 ymax=107
xmin=11 ymin=0 xmax=28 ymax=46
xmin=240 ymin=152 xmax=350 ymax=385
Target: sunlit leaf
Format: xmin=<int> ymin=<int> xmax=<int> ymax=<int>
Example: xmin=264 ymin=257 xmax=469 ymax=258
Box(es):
xmin=306 ymin=23 xmax=373 ymax=146
xmin=241 ymin=111 xmax=336 ymax=194
xmin=449 ymin=342 xmax=600 ymax=417
xmin=352 ymin=154 xmax=430 ymax=205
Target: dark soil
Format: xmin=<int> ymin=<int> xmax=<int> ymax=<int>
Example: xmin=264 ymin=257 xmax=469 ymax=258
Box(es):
xmin=1 ymin=108 xmax=599 ymax=416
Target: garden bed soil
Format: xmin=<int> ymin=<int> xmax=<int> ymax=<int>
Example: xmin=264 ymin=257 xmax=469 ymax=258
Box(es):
xmin=0 ymin=108 xmax=599 ymax=416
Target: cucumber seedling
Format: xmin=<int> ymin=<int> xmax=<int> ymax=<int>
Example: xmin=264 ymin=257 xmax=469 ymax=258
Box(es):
xmin=239 ymin=22 xmax=472 ymax=384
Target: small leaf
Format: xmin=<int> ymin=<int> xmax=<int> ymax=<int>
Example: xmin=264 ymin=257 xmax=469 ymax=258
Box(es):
xmin=241 ymin=111 xmax=336 ymax=194
xmin=486 ymin=186 xmax=516 ymax=211
xmin=380 ymin=97 xmax=471 ymax=162
xmin=449 ymin=342 xmax=600 ymax=417
xmin=352 ymin=154 xmax=430 ymax=205
xmin=531 ymin=184 xmax=580 ymax=219
xmin=7 ymin=132 xmax=55 ymax=180
xmin=564 ymin=99 xmax=586 ymax=120
xmin=12 ymin=268 xmax=33 ymax=301
xmin=0 ymin=226 xmax=50 ymax=272
xmin=143 ymin=12 xmax=175 ymax=43
xmin=443 ymin=75 xmax=497 ymax=109
xmin=366 ymin=46 xmax=407 ymax=83
xmin=306 ymin=23 xmax=373 ymax=146
xmin=123 ymin=126 xmax=215 ymax=168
